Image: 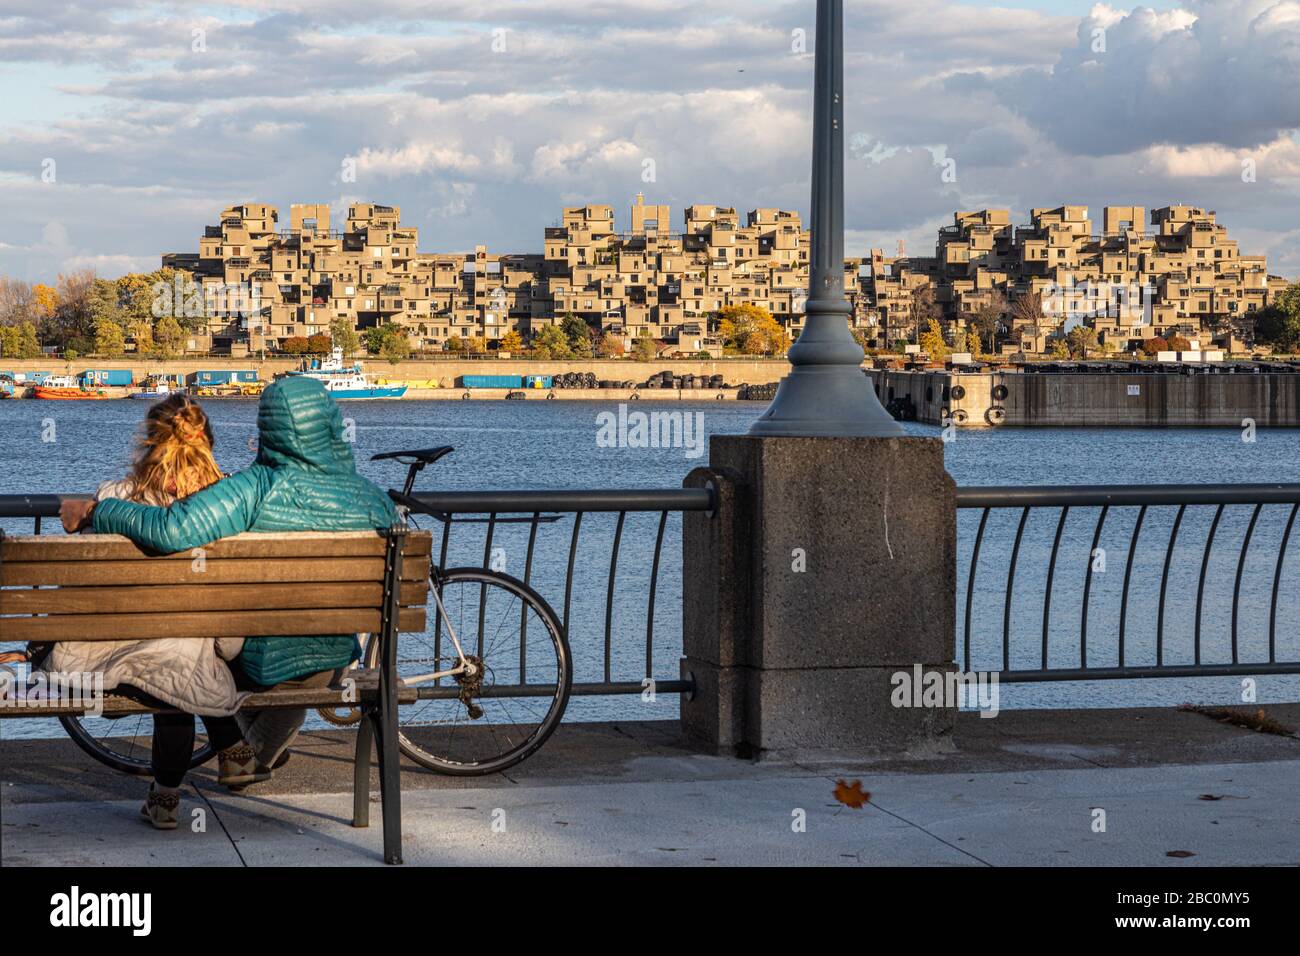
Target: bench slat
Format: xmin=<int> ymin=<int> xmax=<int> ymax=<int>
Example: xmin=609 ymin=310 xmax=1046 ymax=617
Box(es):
xmin=0 ymin=531 xmax=432 ymax=563
xmin=0 ymin=580 xmax=428 ymax=616
xmin=0 ymin=556 xmax=437 ymax=587
xmin=1 ymin=607 xmax=427 ymax=642
xmin=0 ymin=677 xmax=420 ymax=718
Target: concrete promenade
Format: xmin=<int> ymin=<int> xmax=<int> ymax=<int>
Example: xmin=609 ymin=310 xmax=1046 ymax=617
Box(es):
xmin=4 ymin=706 xmax=1298 ymax=866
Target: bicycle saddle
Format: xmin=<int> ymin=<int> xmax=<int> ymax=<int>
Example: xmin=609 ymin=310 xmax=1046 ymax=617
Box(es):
xmin=371 ymin=447 xmax=454 ymax=464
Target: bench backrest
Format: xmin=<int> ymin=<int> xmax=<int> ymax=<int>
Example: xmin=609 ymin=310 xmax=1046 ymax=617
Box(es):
xmin=0 ymin=530 xmax=431 ymax=643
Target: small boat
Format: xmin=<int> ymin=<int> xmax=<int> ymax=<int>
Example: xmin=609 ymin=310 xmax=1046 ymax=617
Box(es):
xmin=130 ymin=377 xmax=174 ymax=400
xmin=285 ymin=348 xmax=407 ymax=399
xmin=33 ymin=375 xmax=112 ymax=400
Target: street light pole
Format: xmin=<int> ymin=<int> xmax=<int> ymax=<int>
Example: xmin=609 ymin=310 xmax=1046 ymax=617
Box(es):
xmin=749 ymin=0 xmax=903 ymax=437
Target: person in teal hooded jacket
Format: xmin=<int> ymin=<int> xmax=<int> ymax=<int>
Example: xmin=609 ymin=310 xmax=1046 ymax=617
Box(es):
xmin=62 ymin=375 xmax=399 ymax=775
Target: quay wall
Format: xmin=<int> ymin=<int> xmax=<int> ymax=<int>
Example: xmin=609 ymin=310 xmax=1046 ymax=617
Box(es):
xmin=0 ymin=357 xmax=791 ymax=388
xmin=867 ymin=369 xmax=1300 ymax=428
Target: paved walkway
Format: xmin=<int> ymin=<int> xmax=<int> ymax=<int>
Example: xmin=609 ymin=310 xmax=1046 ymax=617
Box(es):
xmin=4 ymin=707 xmax=1299 ymax=866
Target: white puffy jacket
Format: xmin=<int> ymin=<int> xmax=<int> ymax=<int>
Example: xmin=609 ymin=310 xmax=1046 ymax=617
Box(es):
xmin=46 ymin=479 xmax=249 ymax=716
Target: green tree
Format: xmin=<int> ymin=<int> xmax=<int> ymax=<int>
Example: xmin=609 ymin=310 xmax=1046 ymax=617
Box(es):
xmin=155 ymin=315 xmax=186 ymax=357
xmin=381 ymin=333 xmax=411 ymax=364
xmin=94 ymin=316 xmax=126 ymax=357
xmin=1252 ymin=305 xmax=1300 ymax=351
xmin=632 ymin=328 xmax=656 ymax=362
xmin=530 ymin=324 xmax=571 ymax=359
xmin=1050 ymin=338 xmax=1070 ymax=359
xmin=329 ymin=317 xmax=361 ymax=358
xmin=560 ymin=313 xmax=594 ymax=357
xmin=1066 ymin=325 xmax=1098 ymax=359
xmin=18 ymin=322 xmax=43 ymax=358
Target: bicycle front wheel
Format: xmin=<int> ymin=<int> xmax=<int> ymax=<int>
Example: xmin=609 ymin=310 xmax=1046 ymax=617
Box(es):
xmin=366 ymin=567 xmax=571 ymax=776
xmin=60 ymin=713 xmax=215 ymax=776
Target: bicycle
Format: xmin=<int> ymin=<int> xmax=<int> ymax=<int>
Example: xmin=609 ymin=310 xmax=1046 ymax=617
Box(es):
xmin=62 ymin=446 xmax=573 ymax=778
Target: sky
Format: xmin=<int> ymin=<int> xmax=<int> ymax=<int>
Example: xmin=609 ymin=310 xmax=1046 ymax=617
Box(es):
xmin=1 ymin=0 xmax=1298 ymax=283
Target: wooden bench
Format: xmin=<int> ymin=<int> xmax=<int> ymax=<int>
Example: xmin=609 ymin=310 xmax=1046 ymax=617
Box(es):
xmin=0 ymin=526 xmax=431 ymax=864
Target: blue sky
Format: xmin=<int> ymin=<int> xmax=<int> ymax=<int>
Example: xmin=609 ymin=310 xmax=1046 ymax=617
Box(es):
xmin=2 ymin=0 xmax=1298 ymax=281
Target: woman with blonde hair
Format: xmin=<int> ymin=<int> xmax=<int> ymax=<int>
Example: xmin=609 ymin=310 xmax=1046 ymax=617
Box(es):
xmin=51 ymin=394 xmax=263 ymax=829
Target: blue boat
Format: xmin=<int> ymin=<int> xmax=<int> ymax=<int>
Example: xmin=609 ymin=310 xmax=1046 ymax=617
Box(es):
xmin=285 ymin=348 xmax=407 ymax=400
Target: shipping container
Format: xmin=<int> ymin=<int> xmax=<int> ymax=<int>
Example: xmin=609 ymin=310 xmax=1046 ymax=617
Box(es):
xmin=462 ymin=374 xmax=523 ymax=389
xmin=13 ymin=371 xmax=52 ymax=384
xmin=80 ymin=369 xmax=134 ymax=387
xmin=190 ymin=370 xmax=259 ymax=386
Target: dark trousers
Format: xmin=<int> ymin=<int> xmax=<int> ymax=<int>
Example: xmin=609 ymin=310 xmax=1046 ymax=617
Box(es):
xmin=117 ymin=685 xmax=243 ymax=788
xmin=152 ymin=711 xmax=243 ymax=788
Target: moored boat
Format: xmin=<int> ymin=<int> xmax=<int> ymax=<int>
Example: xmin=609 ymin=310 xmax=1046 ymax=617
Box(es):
xmin=130 ymin=376 xmax=175 ymax=400
xmin=285 ymin=348 xmax=407 ymax=399
xmin=32 ymin=375 xmax=112 ymax=400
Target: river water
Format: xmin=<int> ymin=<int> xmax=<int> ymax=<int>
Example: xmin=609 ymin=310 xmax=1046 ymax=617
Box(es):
xmin=3 ymin=397 xmax=1299 ymax=740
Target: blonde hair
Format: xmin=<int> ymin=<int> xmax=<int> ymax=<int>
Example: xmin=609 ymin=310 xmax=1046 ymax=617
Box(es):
xmin=128 ymin=394 xmax=223 ymax=502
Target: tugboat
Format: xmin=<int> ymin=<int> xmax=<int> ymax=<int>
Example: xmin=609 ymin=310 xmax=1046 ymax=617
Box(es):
xmin=33 ymin=375 xmax=112 ymax=400
xmin=285 ymin=348 xmax=407 ymax=399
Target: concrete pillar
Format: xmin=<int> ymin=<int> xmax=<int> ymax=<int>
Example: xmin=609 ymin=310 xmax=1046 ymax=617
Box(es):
xmin=682 ymin=434 xmax=957 ymax=756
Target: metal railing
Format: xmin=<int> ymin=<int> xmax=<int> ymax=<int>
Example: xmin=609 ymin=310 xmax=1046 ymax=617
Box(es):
xmin=1 ymin=488 xmax=713 ymax=700
xmin=955 ymin=484 xmax=1300 ymax=682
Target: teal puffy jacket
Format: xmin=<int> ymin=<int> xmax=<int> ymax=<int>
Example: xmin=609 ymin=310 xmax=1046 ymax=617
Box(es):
xmin=92 ymin=376 xmax=400 ymax=686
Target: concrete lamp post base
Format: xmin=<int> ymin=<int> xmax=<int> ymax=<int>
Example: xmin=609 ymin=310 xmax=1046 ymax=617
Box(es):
xmin=681 ymin=434 xmax=958 ymax=757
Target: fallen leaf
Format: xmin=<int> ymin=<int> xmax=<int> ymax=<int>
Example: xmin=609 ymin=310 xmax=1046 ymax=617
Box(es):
xmin=1166 ymin=850 xmax=1196 ymax=858
xmin=833 ymin=779 xmax=871 ymax=809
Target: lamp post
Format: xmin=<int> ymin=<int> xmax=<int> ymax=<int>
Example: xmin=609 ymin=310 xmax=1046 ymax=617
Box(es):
xmin=749 ymin=0 xmax=903 ymax=437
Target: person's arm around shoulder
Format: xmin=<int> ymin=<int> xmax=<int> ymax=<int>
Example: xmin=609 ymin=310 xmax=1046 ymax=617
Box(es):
xmin=88 ymin=467 xmax=272 ymax=554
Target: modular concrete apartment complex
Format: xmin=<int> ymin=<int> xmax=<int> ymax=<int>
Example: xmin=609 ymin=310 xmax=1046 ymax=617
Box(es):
xmin=862 ymin=205 xmax=1290 ymax=353
xmin=162 ymin=199 xmax=1286 ymax=355
xmin=164 ymin=196 xmax=828 ymax=355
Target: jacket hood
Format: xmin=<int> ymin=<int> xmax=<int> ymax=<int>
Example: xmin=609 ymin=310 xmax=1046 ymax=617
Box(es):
xmin=255 ymin=376 xmax=356 ymax=473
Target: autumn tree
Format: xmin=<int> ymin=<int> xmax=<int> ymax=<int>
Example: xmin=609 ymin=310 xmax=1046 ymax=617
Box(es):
xmin=1167 ymin=335 xmax=1192 ymax=352
xmin=1140 ymin=336 xmax=1168 ymax=356
xmin=716 ymin=303 xmax=788 ymax=356
xmin=907 ymin=284 xmax=940 ymax=344
xmin=972 ymin=292 xmax=1006 ymax=354
xmin=595 ymin=333 xmax=625 ymax=357
xmin=307 ymin=333 xmax=333 ymax=354
xmin=966 ymin=329 xmax=982 ymax=357
xmin=283 ymin=336 xmax=310 ymax=355
xmin=498 ymin=329 xmax=522 ymax=353
xmin=918 ymin=319 xmax=948 ymax=362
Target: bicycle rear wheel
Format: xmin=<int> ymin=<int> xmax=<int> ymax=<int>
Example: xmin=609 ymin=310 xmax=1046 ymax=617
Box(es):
xmin=60 ymin=714 xmax=215 ymax=776
xmin=366 ymin=567 xmax=571 ymax=776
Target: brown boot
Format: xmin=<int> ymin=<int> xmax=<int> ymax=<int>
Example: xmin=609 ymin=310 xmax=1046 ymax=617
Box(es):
xmin=139 ymin=783 xmax=180 ymax=830
xmin=218 ymin=742 xmax=271 ymax=787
